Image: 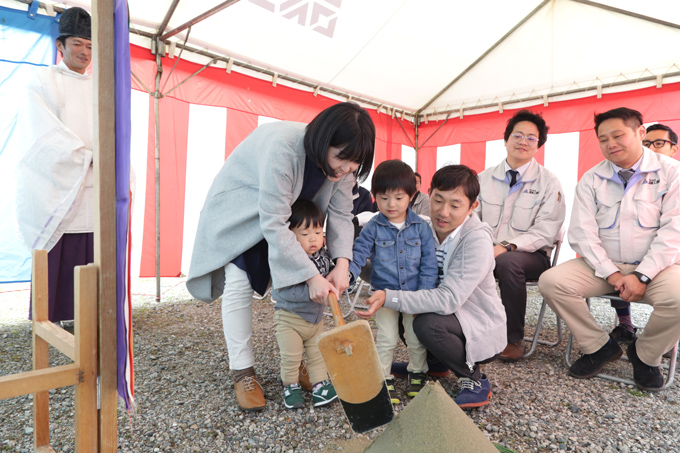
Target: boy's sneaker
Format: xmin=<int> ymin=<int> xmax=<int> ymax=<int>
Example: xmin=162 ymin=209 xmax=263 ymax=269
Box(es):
xmin=454 ymin=374 xmax=492 ymax=408
xmin=283 ymin=383 xmax=305 ymax=409
xmin=407 ymin=372 xmax=427 ymax=397
xmin=392 ymin=359 xmax=450 ymax=379
xmin=312 ymin=380 xmax=338 ymax=407
xmin=385 ymin=378 xmax=400 ymax=404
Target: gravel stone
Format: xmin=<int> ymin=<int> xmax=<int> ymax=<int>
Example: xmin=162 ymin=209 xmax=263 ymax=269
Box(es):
xmin=1 ymin=280 xmax=679 ymax=452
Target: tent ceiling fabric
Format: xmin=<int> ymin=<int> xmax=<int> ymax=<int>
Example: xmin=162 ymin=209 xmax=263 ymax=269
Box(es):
xmin=40 ymin=0 xmax=680 ymax=117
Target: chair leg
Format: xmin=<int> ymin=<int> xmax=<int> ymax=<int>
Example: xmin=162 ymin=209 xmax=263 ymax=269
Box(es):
xmin=523 ymin=300 xmax=563 ymax=358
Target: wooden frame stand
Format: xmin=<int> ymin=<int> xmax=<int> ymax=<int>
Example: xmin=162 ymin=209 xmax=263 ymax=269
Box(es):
xmin=0 ymin=250 xmax=98 ymax=451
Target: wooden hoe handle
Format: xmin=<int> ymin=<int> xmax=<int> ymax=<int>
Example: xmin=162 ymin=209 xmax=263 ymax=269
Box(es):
xmin=328 ymin=292 xmax=345 ymax=327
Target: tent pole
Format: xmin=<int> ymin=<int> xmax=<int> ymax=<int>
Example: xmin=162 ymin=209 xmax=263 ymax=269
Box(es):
xmin=157 ymin=0 xmax=182 ymax=37
xmin=160 ymin=0 xmax=241 ymax=41
xmin=154 ymin=42 xmax=163 ymax=302
xmin=414 ymin=118 xmax=419 ymax=172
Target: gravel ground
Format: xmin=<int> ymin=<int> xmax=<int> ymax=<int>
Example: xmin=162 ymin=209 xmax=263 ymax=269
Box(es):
xmin=1 ymin=278 xmax=679 ymax=452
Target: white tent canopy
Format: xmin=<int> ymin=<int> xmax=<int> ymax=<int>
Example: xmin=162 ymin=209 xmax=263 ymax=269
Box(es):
xmin=17 ymin=0 xmax=678 ymax=121
xmin=7 ymin=0 xmax=679 ymax=119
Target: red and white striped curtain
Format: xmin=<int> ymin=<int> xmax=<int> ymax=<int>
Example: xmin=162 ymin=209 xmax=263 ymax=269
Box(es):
xmin=128 ymin=44 xmax=680 ymax=276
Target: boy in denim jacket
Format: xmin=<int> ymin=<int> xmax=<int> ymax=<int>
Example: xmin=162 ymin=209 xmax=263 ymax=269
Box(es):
xmin=349 ymin=160 xmax=438 ymax=403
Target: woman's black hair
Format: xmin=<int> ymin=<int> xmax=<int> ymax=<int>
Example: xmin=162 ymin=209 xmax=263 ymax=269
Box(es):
xmin=288 ymin=199 xmax=325 ymax=230
xmin=371 ymin=160 xmax=416 ymax=198
xmin=304 ymin=102 xmax=376 ymax=183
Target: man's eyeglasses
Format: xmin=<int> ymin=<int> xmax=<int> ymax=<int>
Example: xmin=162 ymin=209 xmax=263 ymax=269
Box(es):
xmin=510 ymin=133 xmax=539 ymax=145
xmin=643 ymin=139 xmax=676 ymax=149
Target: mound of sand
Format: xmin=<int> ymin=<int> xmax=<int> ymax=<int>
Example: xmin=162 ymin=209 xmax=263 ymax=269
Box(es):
xmin=364 ymin=381 xmax=498 ymax=452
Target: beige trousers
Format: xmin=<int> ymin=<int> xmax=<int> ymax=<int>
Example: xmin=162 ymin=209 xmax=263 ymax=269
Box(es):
xmin=375 ymin=307 xmax=428 ymax=378
xmin=538 ymin=258 xmax=680 ymax=366
xmin=273 ymin=309 xmax=327 ymax=385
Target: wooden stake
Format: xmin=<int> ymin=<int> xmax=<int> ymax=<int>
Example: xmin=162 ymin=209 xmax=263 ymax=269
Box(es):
xmin=32 ymin=250 xmax=50 ymax=449
xmin=92 ymin=0 xmax=118 ymax=450
xmin=75 ymin=264 xmax=99 ymax=451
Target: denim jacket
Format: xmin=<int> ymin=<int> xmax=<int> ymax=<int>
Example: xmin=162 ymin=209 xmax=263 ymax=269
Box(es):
xmin=349 ymin=208 xmax=438 ymax=291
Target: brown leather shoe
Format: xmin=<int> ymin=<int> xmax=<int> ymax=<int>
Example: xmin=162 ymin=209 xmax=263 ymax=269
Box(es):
xmin=499 ymin=340 xmax=525 ymax=361
xmin=234 ymin=375 xmax=266 ymax=411
xmin=298 ymin=362 xmax=314 ymax=392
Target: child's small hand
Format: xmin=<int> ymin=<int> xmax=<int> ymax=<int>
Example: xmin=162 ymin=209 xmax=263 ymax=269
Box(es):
xmin=354 ymin=290 xmax=385 ymax=319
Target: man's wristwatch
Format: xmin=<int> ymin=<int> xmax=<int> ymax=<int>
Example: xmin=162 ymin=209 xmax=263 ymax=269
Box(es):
xmin=632 ymin=271 xmax=651 ymax=285
xmin=499 ymin=241 xmax=513 ymax=252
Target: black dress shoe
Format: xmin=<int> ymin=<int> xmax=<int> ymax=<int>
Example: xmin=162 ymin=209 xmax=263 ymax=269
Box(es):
xmin=610 ymin=325 xmax=637 ymax=345
xmin=627 ymin=340 xmax=664 ymax=391
xmin=569 ymin=336 xmax=622 ymax=379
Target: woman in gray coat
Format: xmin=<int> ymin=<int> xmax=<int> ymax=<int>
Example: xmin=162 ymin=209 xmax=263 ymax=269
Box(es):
xmin=186 ymin=103 xmax=375 ymax=411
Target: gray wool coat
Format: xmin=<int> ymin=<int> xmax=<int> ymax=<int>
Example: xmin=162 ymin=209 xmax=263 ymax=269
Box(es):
xmin=383 ymin=213 xmax=507 ymax=365
xmin=186 ymin=121 xmax=355 ymax=302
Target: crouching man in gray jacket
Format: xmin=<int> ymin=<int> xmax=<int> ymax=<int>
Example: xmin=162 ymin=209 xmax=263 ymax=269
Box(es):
xmin=357 ymin=165 xmax=507 ymax=408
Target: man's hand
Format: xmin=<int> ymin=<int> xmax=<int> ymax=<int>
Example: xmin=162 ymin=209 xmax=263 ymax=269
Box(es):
xmin=614 ymin=274 xmax=647 ymax=302
xmin=355 ymin=290 xmax=385 ymax=319
xmin=327 ymin=258 xmax=350 ymax=295
xmin=606 ymin=271 xmax=625 ymax=288
xmin=493 ymin=244 xmax=507 ymax=259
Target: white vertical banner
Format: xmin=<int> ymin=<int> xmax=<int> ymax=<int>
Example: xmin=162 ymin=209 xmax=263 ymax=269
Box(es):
xmin=436 ymin=144 xmax=461 ymax=169
xmin=362 ymin=158 xmax=375 ymax=192
xmin=129 ymin=89 xmax=150 ymax=278
xmin=485 ymin=139 xmax=507 ymax=170
xmin=181 ymin=104 xmax=228 ymax=276
xmin=543 ymin=132 xmax=580 ymax=263
xmin=258 ymin=116 xmax=280 ymax=126
xmin=401 ymin=144 xmax=416 ymax=170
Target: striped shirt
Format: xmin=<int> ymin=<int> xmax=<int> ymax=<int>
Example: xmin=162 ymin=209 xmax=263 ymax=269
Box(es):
xmin=433 ymin=215 xmax=470 ymax=285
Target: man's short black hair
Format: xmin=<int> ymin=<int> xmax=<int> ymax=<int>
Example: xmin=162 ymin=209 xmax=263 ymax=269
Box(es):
xmin=288 ymin=199 xmax=325 ymax=230
xmin=429 ymin=165 xmax=479 ymax=206
xmin=304 ymin=102 xmax=375 ymax=183
xmin=646 ymin=123 xmax=678 ymax=145
xmin=371 ymin=160 xmax=416 ymax=198
xmin=594 ymin=107 xmax=643 ymax=135
xmin=414 ymin=172 xmax=422 ymax=182
xmin=504 ymin=109 xmax=549 ymax=148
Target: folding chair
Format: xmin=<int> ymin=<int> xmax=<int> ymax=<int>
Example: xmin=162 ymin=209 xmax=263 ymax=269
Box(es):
xmin=565 ymin=294 xmax=678 ymax=390
xmin=522 ymin=227 xmax=565 ymax=358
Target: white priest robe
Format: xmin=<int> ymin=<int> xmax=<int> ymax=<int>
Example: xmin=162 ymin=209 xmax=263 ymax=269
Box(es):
xmin=11 ymin=61 xmax=93 ymax=252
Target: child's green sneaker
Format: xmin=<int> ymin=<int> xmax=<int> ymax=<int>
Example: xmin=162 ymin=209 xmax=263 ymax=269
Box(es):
xmin=407 ymin=372 xmax=427 ymax=397
xmin=312 ymin=380 xmax=338 ymax=407
xmin=283 ymin=383 xmax=305 ymax=409
xmin=385 ymin=378 xmax=400 ymax=404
